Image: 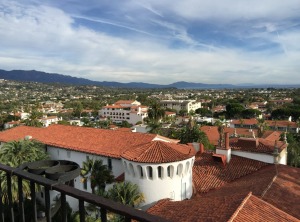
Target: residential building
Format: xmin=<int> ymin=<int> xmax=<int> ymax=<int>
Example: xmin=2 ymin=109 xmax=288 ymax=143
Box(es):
xmin=160 ymin=100 xmax=201 ymax=113
xmin=99 ymin=100 xmax=148 ymax=125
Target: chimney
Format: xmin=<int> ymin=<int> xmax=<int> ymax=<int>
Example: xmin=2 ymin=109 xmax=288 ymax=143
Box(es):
xmin=199 ymin=143 xmax=205 ymax=154
xmin=192 ymin=142 xmax=200 ymax=152
xmin=225 ymin=132 xmax=230 ymax=150
xmin=216 ymin=132 xmax=231 ymax=163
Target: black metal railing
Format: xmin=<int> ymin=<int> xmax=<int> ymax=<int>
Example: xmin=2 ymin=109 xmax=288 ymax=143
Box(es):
xmin=0 ymin=163 xmax=169 ymax=222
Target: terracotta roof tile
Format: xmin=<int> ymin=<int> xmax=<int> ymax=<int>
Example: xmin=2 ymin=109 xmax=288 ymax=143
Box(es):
xmin=230 ymin=137 xmax=287 ymax=154
xmin=121 ymin=141 xmax=196 ymax=163
xmin=231 ymin=119 xmax=257 ymax=125
xmin=232 ymin=194 xmax=299 ymax=222
xmin=150 ymin=164 xmax=300 ymax=221
xmin=148 ymin=194 xmax=250 ymax=222
xmin=193 ymin=153 xmax=269 ymax=193
xmin=200 ymin=126 xmax=258 ymax=146
xmin=0 ymin=125 xmax=157 ymax=159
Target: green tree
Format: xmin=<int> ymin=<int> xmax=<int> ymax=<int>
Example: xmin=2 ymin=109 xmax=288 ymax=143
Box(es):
xmin=80 ymin=159 xmax=114 ymax=194
xmin=0 ymin=139 xmax=49 ymax=202
xmin=195 ymin=108 xmax=212 ymax=117
xmin=241 ymin=109 xmax=261 ymax=119
xmin=107 ymin=181 xmax=145 ymax=208
xmin=23 ymin=109 xmax=43 ymax=127
xmin=147 ymin=100 xmax=165 ymax=123
xmin=256 ymin=118 xmax=269 ymax=138
xmin=226 ymin=103 xmax=245 ymax=119
xmin=179 ymin=119 xmax=213 ymax=149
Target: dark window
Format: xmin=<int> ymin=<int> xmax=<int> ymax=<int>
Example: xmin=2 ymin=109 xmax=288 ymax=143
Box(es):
xmin=108 ymin=158 xmax=112 ymax=170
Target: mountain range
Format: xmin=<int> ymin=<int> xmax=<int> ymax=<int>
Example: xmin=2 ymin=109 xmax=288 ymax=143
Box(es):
xmin=0 ymin=69 xmax=299 ymax=89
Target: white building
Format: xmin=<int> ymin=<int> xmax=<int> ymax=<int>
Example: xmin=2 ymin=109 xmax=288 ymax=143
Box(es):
xmin=160 ymin=100 xmax=201 ymax=113
xmin=216 ymin=132 xmax=288 ymax=165
xmin=99 ymin=100 xmax=148 ymax=125
xmin=121 ymin=141 xmax=195 ymax=208
xmin=0 ymin=125 xmax=181 ymax=208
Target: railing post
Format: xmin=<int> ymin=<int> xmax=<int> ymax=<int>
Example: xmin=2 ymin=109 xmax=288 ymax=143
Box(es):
xmin=30 ymin=181 xmax=37 ymax=222
xmin=0 ymin=177 xmax=4 ymax=222
xmin=79 ymin=200 xmax=85 ymax=222
xmin=45 ymin=188 xmax=51 ymax=222
xmin=61 ymin=193 xmax=67 ymax=222
xmin=100 ymin=208 xmax=107 ymax=222
xmin=18 ymin=176 xmax=25 ymax=222
xmin=6 ymin=173 xmax=14 ymax=222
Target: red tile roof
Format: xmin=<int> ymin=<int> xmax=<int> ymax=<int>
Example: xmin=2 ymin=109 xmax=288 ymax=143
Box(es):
xmin=114 ymin=100 xmax=135 ymax=104
xmin=150 ymin=163 xmax=300 ymax=221
xmin=148 ymin=194 xmax=254 ymax=222
xmin=121 ymin=141 xmax=196 ymax=163
xmin=200 ymin=126 xmax=258 ymax=146
xmin=266 ymin=120 xmax=298 ymax=128
xmin=232 ymin=194 xmax=299 ymax=222
xmin=0 ymin=125 xmax=159 ymax=159
xmin=231 ymin=118 xmax=257 ymax=125
xmin=193 ymin=153 xmax=269 ymax=193
xmin=230 ymin=137 xmax=287 ymax=154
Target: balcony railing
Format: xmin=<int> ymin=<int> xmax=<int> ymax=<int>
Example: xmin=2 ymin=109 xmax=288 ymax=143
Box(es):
xmin=0 ymin=163 xmax=169 ymax=222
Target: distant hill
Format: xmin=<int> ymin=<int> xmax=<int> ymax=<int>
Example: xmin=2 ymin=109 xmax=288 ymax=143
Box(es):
xmin=0 ymin=69 xmax=299 ymax=89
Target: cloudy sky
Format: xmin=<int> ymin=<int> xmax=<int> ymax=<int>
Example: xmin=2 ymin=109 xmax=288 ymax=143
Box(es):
xmin=0 ymin=0 xmax=300 ymax=84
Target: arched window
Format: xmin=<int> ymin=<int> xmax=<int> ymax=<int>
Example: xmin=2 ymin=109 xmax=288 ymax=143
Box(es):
xmin=129 ymin=163 xmax=135 ymax=177
xmin=167 ymin=165 xmax=174 ymax=178
xmin=177 ymin=163 xmax=183 ymax=176
xmin=137 ymin=165 xmax=144 ymax=178
xmin=185 ymin=161 xmax=190 ymax=174
xmin=123 ymin=161 xmax=128 ymax=173
xmin=147 ymin=166 xmax=153 ymax=179
xmin=157 ymin=166 xmax=163 ymax=179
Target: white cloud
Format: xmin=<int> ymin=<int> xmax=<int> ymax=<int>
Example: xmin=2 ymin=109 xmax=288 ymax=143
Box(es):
xmin=0 ymin=1 xmax=299 ymax=85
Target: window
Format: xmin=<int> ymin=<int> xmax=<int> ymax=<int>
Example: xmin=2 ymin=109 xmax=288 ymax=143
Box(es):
xmin=147 ymin=166 xmax=153 ymax=179
xmin=83 ymin=179 xmax=87 ymax=190
xmin=129 ymin=163 xmax=135 ymax=176
xmin=67 ymin=151 xmax=71 ymax=158
xmin=108 ymin=158 xmax=112 ymax=170
xmin=158 ymin=166 xmax=163 ymax=179
xmin=177 ymin=164 xmax=183 ymax=176
xmin=167 ymin=165 xmax=174 ymax=178
xmin=137 ymin=165 xmax=143 ymax=178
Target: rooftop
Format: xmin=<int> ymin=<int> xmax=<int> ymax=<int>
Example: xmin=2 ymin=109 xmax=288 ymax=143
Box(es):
xmin=0 ymin=125 xmax=175 ymax=159
xmin=122 ymin=141 xmax=196 ymax=163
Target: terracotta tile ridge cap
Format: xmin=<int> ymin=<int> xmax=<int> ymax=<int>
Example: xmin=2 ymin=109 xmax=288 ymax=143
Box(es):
xmin=227 ymin=192 xmax=253 ymax=222
xmin=261 ymin=164 xmax=278 ymax=198
xmin=147 ymin=198 xmax=171 ymax=213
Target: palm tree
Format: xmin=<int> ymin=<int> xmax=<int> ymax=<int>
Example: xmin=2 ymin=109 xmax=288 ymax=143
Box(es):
xmin=147 ymin=100 xmax=165 ymax=124
xmin=257 ymin=118 xmax=269 ymax=137
xmin=107 ymin=181 xmax=145 ymax=208
xmin=0 ymin=139 xmax=49 ymax=202
xmin=80 ymin=159 xmax=114 ymax=194
xmin=23 ymin=109 xmax=43 ymax=127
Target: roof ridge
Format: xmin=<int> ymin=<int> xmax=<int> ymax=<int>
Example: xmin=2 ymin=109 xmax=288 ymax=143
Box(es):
xmin=227 ymin=192 xmax=252 ymax=222
xmin=261 ymin=164 xmax=278 ymax=198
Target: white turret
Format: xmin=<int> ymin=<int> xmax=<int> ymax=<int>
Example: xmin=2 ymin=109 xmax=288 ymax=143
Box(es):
xmin=121 ymin=141 xmax=196 ymax=208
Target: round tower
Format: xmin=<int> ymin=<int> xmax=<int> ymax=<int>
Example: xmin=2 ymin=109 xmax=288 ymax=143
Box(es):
xmin=121 ymin=141 xmax=196 ymax=207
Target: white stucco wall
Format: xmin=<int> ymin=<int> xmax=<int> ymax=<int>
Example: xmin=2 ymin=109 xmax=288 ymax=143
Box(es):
xmin=216 ymin=148 xmax=231 ymax=163
xmin=122 ymin=157 xmax=195 ymax=208
xmin=231 ymin=150 xmax=274 ymax=164
xmin=46 ymin=146 xmax=124 ymax=209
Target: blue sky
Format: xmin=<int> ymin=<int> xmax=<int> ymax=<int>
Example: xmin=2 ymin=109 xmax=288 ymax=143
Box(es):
xmin=0 ymin=0 xmax=300 ymax=84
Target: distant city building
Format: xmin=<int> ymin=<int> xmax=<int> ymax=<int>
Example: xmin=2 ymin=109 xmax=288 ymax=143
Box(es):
xmin=160 ymin=100 xmax=201 ymax=113
xmin=99 ymin=100 xmax=148 ymax=125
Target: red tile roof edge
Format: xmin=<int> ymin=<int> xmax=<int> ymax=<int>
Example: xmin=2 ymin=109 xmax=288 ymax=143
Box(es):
xmin=228 ymin=192 xmax=252 ymax=222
